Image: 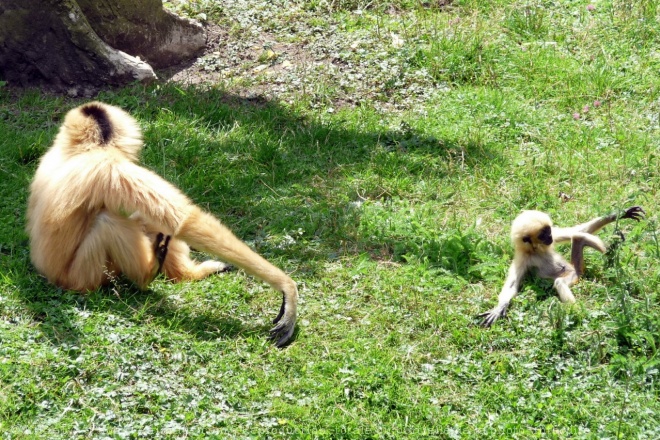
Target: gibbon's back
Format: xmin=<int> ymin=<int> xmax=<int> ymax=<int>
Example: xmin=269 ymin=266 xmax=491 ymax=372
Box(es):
xmin=26 ymin=102 xmax=144 ymax=285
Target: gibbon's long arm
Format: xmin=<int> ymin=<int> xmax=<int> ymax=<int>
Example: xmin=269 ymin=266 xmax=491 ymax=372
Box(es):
xmin=99 ymin=163 xmax=298 ymax=345
xmin=552 ymin=206 xmax=645 ymax=243
xmin=478 ymin=256 xmax=529 ymax=327
xmin=177 ymin=207 xmax=298 ymax=346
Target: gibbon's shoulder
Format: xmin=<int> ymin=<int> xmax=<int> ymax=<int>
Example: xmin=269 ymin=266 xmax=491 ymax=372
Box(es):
xmin=510 ymin=210 xmax=552 ymax=241
xmin=55 ymin=101 xmax=144 ymax=161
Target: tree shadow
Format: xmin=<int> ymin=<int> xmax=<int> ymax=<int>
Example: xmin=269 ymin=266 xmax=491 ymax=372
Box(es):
xmin=125 ymin=85 xmax=504 ymax=271
xmin=4 ymin=83 xmax=504 ymax=347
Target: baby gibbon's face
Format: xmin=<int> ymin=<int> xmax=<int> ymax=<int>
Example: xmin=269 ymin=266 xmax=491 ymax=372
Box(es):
xmin=522 ymin=224 xmax=553 ymax=247
xmin=511 ymin=210 xmax=554 ymax=253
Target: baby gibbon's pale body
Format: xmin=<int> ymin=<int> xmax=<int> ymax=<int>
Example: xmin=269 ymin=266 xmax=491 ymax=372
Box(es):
xmin=479 ymin=206 xmax=644 ymax=327
xmin=27 ymin=102 xmax=298 ymax=346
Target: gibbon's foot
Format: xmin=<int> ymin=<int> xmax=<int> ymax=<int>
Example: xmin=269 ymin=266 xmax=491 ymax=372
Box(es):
xmin=477 ymin=304 xmax=508 ymax=328
xmin=216 ymin=263 xmax=235 ymax=273
xmin=620 ymin=206 xmax=645 ymax=222
xmin=269 ymin=293 xmax=295 ymax=347
xmin=154 ymin=233 xmax=171 ymax=273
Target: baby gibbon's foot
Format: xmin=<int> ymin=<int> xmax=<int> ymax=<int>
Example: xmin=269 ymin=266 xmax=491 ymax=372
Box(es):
xmin=269 ymin=293 xmax=295 ymax=347
xmin=154 ymin=233 xmax=171 ymax=273
xmin=477 ymin=304 xmax=508 ymax=328
xmin=620 ymin=206 xmax=645 ymax=222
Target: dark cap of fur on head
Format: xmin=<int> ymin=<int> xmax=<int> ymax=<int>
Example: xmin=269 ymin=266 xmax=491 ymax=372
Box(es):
xmin=81 ymin=103 xmax=113 ymax=144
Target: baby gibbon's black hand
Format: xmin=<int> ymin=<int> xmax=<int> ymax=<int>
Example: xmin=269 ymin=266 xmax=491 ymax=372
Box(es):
xmin=477 ymin=304 xmax=508 ymax=328
xmin=620 ymin=206 xmax=645 ymax=222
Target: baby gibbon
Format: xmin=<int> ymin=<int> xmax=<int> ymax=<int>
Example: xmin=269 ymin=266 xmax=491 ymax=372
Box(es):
xmin=26 ymin=102 xmax=298 ymax=346
xmin=479 ymin=206 xmax=644 ymax=327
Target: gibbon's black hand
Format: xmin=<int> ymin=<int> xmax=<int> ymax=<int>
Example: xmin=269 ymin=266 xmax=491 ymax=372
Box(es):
xmin=477 ymin=304 xmax=508 ymax=328
xmin=269 ymin=293 xmax=296 ymax=347
xmin=620 ymin=206 xmax=645 ymax=222
xmin=154 ymin=233 xmax=171 ymax=273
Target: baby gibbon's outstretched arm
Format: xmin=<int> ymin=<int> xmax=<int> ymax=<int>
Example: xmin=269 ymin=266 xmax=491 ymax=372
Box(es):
xmin=552 ymin=206 xmax=645 ymax=244
xmin=27 ymin=101 xmax=298 ymax=347
xmin=478 ymin=254 xmax=529 ymax=327
xmin=478 ymin=207 xmax=644 ymax=327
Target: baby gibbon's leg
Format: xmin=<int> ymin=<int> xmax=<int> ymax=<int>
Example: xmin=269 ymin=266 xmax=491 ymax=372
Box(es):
xmin=67 ymin=212 xmax=162 ymax=290
xmin=160 ymin=238 xmax=231 ymax=281
xmin=553 ymin=274 xmax=577 ymax=303
xmin=552 ymin=232 xmax=608 ymax=303
xmin=177 ymin=206 xmax=298 ymax=347
xmin=569 ymin=234 xmax=602 ymax=278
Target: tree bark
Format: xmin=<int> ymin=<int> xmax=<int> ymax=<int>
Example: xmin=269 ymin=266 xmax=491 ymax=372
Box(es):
xmin=0 ymin=0 xmax=206 ymax=95
xmin=76 ymin=0 xmax=207 ymax=69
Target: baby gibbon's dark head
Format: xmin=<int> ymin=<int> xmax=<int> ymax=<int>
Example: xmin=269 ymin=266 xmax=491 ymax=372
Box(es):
xmin=510 ymin=210 xmax=554 ymax=254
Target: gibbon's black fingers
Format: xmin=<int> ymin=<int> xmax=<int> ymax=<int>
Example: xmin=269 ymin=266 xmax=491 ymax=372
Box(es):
xmin=270 ymin=317 xmax=296 ymax=348
xmin=477 ymin=312 xmax=498 ymax=328
xmin=477 ymin=305 xmax=507 ymax=328
xmin=154 ymin=233 xmax=171 ymax=273
xmin=620 ymin=206 xmax=645 ymax=222
xmin=272 ymin=292 xmax=286 ymax=324
xmin=270 ymin=290 xmax=297 ymax=347
xmin=270 ymin=320 xmax=295 ymax=348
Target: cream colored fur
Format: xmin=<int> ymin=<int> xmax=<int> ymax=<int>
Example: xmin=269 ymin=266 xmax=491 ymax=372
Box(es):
xmin=26 ymin=102 xmax=298 ymax=346
xmin=479 ymin=206 xmax=643 ymax=327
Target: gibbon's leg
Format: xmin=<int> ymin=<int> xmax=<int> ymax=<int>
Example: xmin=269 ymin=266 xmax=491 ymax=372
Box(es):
xmin=177 ymin=206 xmax=298 ymax=347
xmin=550 ymin=237 xmax=584 ymax=304
xmin=132 ymin=213 xmax=231 ymax=281
xmin=553 ymin=206 xmax=645 ymax=243
xmin=553 ymin=273 xmax=577 ymax=303
xmin=67 ymin=212 xmax=165 ymax=291
xmin=553 ymin=231 xmax=611 ymax=303
xmin=569 ymin=233 xmax=605 ymax=278
xmin=160 ymin=237 xmax=232 ymax=281
xmin=478 ymin=258 xmax=528 ymax=327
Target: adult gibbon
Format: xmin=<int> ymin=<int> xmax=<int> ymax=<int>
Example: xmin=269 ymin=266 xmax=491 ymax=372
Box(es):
xmin=26 ymin=102 xmax=298 ymax=347
xmin=478 ymin=206 xmax=644 ymax=327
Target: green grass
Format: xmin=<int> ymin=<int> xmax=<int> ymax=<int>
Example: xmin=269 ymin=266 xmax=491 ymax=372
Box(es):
xmin=1 ymin=1 xmax=659 ymax=438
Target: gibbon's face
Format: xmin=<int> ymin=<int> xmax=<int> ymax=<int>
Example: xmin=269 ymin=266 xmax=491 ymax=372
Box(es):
xmin=523 ymin=224 xmax=553 ymax=246
xmin=511 ymin=210 xmax=553 ymax=253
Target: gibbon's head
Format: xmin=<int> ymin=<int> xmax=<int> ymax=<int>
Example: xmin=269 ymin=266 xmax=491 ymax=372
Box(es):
xmin=510 ymin=210 xmax=554 ymax=254
xmin=54 ymin=101 xmax=143 ymax=161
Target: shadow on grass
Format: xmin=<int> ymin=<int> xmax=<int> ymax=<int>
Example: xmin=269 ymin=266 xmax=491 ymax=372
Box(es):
xmin=118 ymin=84 xmax=503 ymax=272
xmin=9 ymin=251 xmax=273 ymax=348
xmin=3 ymin=83 xmax=504 ymax=346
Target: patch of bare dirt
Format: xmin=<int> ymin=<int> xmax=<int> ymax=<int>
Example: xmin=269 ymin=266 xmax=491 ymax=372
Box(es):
xmin=161 ymin=1 xmax=455 ymax=112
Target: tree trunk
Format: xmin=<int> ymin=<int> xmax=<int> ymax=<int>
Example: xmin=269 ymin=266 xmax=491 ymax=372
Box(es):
xmin=0 ymin=0 xmax=206 ymax=95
